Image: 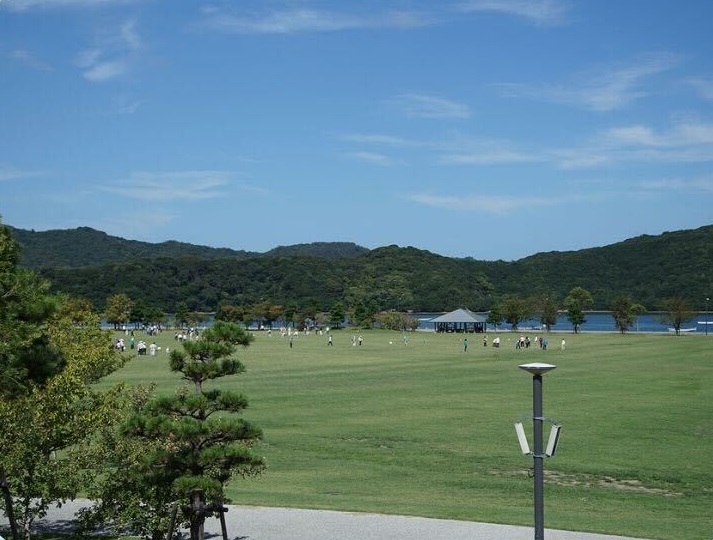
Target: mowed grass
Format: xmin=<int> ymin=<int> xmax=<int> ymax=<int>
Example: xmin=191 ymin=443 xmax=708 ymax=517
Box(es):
xmin=100 ymin=330 xmax=713 ymax=539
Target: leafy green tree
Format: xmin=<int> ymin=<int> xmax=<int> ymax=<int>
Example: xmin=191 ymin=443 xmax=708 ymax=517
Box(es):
xmin=659 ymin=297 xmax=696 ymax=336
xmin=502 ymin=296 xmax=528 ymax=331
xmin=76 ymin=384 xmax=174 ymax=540
xmin=126 ymin=320 xmax=265 ymax=540
xmin=186 ymin=310 xmax=208 ymax=328
xmin=610 ymin=296 xmax=646 ymax=334
xmin=536 ymin=295 xmax=559 ymax=332
xmin=0 ymin=291 xmax=124 ymax=540
xmin=215 ymin=304 xmax=246 ymax=324
xmin=0 ymin=225 xmax=62 ymax=399
xmin=486 ymin=304 xmax=504 ymax=330
xmin=375 ymin=311 xmax=418 ymax=332
xmin=105 ymin=293 xmax=134 ymax=330
xmin=252 ymin=301 xmax=283 ymax=329
xmin=329 ymin=301 xmax=346 ymax=328
xmin=174 ymin=301 xmax=190 ymax=328
xmin=564 ymin=287 xmax=594 ymax=333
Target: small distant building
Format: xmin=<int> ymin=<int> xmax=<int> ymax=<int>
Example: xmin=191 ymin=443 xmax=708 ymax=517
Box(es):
xmin=429 ymin=308 xmax=487 ymax=333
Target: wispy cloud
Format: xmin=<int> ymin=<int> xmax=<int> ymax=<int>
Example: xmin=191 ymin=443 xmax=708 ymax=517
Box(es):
xmin=345 ymin=151 xmax=399 ymax=166
xmin=456 ymin=0 xmax=570 ymax=26
xmin=111 ymin=97 xmax=143 ymax=115
xmin=439 ymin=139 xmax=539 ymax=165
xmin=408 ymin=193 xmax=557 ymax=214
xmin=8 ymin=49 xmax=53 ymax=71
xmin=603 ymin=120 xmax=713 ymax=148
xmin=102 ymin=171 xmax=233 ymax=201
xmin=637 ymin=178 xmax=713 ymax=194
xmin=555 ymin=118 xmax=713 ymax=169
xmin=4 ymin=0 xmax=137 ymax=10
xmin=197 ymin=8 xmax=434 ymax=34
xmin=344 ymin=131 xmax=540 ymax=166
xmin=342 ymin=133 xmax=426 ymax=148
xmin=392 ymin=94 xmax=471 ymax=119
xmin=496 ymin=53 xmax=679 ymax=111
xmin=0 ymin=165 xmax=45 ymax=182
xmin=77 ymin=19 xmax=142 ymax=82
xmin=687 ymin=78 xmax=713 ymax=102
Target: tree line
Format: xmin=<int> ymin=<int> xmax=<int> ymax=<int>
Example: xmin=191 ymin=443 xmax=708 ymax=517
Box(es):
xmin=0 ymin=220 xmax=703 ymax=540
xmin=19 ymin=224 xmax=711 ymax=317
xmin=0 ymin=222 xmax=263 ymax=540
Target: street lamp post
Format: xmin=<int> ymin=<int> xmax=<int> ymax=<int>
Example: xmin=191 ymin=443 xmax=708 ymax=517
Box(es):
xmin=706 ymin=297 xmax=710 ymax=336
xmin=519 ymin=362 xmax=557 ymax=540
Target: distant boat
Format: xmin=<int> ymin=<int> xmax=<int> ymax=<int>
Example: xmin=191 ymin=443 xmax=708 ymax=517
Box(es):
xmin=697 ymin=321 xmax=712 ymax=325
xmin=669 ymin=327 xmax=697 ymax=333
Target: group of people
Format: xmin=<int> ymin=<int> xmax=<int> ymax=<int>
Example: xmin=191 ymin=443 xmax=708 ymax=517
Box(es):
xmin=114 ymin=333 xmax=170 ymax=357
xmin=461 ymin=334 xmax=566 ymax=352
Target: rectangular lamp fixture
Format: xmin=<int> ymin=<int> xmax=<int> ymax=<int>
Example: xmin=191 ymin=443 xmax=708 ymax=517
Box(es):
xmin=514 ymin=422 xmax=531 ymax=455
xmin=545 ymin=424 xmax=562 ymax=457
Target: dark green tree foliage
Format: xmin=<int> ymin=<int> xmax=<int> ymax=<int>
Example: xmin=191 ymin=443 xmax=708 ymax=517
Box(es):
xmin=659 ymin=296 xmax=696 ymax=335
xmin=127 ymin=321 xmax=265 ymax=540
xmin=610 ymin=296 xmax=646 ymax=334
xmin=502 ymin=296 xmax=529 ymax=331
xmin=0 ymin=223 xmax=62 ymax=399
xmin=564 ymin=287 xmax=594 ymax=334
xmin=0 ymin=222 xmax=126 ymax=540
xmin=538 ymin=295 xmax=559 ymax=332
xmin=486 ymin=304 xmax=504 ymax=329
xmin=14 ymin=224 xmax=713 ymax=313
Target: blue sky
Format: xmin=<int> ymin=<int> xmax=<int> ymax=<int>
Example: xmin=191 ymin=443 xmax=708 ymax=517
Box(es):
xmin=1 ymin=0 xmax=712 ymax=261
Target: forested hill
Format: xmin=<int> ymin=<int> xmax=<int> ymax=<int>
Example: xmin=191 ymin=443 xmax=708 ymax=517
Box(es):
xmin=8 ymin=223 xmax=713 ymax=312
xmin=8 ymin=226 xmax=366 ymax=268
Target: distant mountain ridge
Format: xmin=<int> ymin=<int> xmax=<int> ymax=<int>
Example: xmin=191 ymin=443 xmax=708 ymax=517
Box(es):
xmin=7 ymin=226 xmax=368 ymax=269
xmin=6 ymin=223 xmax=713 ymax=312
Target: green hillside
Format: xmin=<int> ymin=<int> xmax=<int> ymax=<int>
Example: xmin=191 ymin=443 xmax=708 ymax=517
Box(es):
xmin=8 ymin=223 xmax=713 ymax=313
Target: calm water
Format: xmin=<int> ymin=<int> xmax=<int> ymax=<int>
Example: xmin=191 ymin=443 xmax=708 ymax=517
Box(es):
xmin=106 ymin=311 xmax=713 ymax=334
xmin=415 ymin=311 xmax=712 ymax=333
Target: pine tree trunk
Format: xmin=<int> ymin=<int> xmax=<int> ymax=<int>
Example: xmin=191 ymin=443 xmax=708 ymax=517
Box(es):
xmin=189 ymin=490 xmax=205 ymax=540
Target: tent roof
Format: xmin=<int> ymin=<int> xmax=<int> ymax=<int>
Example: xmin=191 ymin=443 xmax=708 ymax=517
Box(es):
xmin=428 ymin=308 xmax=487 ymax=324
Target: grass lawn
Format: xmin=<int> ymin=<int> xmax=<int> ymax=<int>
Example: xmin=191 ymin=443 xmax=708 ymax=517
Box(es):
xmin=100 ymin=329 xmax=713 ymax=540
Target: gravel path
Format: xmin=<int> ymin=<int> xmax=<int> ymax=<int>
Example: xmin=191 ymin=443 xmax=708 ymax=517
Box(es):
xmin=2 ymin=500 xmax=651 ymax=540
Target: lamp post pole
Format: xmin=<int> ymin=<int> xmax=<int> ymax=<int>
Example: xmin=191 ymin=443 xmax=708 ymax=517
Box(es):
xmin=706 ymin=297 xmax=710 ymax=336
xmin=520 ymin=363 xmax=556 ymax=540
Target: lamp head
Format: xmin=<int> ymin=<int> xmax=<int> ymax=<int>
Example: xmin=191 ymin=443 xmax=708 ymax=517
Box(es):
xmin=519 ymin=362 xmax=557 ymax=376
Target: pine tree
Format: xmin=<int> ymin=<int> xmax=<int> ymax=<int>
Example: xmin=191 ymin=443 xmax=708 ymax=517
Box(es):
xmin=128 ymin=320 xmax=265 ymax=540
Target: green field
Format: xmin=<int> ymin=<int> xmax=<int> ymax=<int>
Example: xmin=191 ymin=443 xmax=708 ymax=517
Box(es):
xmin=101 ymin=329 xmax=713 ymax=539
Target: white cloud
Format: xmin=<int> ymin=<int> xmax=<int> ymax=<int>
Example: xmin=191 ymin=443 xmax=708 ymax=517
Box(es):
xmin=342 ymin=133 xmax=423 ymax=147
xmin=4 ymin=0 xmax=137 ymax=10
xmin=82 ymin=60 xmax=127 ymax=82
xmin=112 ymin=98 xmax=143 ymax=115
xmin=76 ymin=18 xmax=142 ymax=82
xmin=637 ymin=178 xmax=713 ymax=194
xmin=198 ymin=8 xmax=434 ymax=34
xmin=688 ymin=78 xmax=713 ymax=101
xmin=0 ymin=165 xmax=44 ymax=181
xmin=408 ymin=193 xmax=556 ymax=214
xmin=9 ymin=49 xmax=53 ymax=71
xmin=344 ymin=132 xmax=539 ymax=166
xmin=345 ymin=151 xmax=398 ymax=166
xmin=555 ymin=119 xmax=713 ymax=169
xmin=102 ymin=171 xmax=233 ymax=201
xmin=601 ymin=120 xmax=713 ymax=148
xmin=456 ymin=0 xmax=570 ymax=26
xmin=392 ymin=94 xmax=471 ymax=119
xmin=439 ymin=145 xmax=538 ymax=165
xmin=496 ymin=53 xmax=679 ymax=111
